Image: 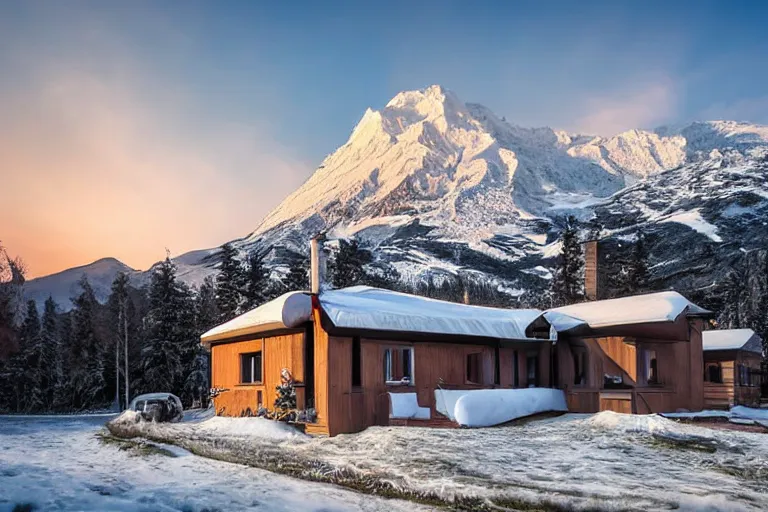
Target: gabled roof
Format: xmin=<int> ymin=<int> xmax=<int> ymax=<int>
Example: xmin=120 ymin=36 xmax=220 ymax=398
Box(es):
xmin=319 ymin=286 xmax=545 ymax=341
xmin=201 ymin=291 xmax=312 ymax=346
xmin=201 ymin=286 xmax=550 ymax=347
xmin=544 ymin=291 xmax=711 ymax=332
xmin=703 ymin=329 xmax=763 ymax=354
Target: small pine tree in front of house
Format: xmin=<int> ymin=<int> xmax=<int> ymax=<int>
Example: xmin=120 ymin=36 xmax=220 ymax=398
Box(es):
xmin=550 ymin=215 xmax=584 ymax=307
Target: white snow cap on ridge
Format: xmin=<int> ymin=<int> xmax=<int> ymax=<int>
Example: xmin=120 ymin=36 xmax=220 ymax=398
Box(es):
xmin=201 ymin=285 xmax=549 ymax=347
xmin=703 ymin=328 xmax=762 ymax=353
xmin=545 ymin=291 xmax=710 ymax=331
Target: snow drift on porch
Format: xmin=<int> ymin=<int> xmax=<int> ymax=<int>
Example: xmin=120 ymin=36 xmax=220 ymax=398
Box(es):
xmin=435 ymin=388 xmax=568 ymax=427
xmin=545 ymin=291 xmax=711 ymax=331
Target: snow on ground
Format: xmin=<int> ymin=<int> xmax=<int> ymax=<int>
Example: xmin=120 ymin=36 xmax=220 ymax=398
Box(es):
xmin=0 ymin=415 xmax=430 ymax=512
xmin=108 ymin=411 xmax=768 ymax=511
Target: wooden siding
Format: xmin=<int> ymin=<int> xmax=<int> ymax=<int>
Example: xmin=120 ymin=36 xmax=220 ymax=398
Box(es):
xmin=703 ymin=350 xmax=762 ymax=408
xmin=210 ymin=331 xmax=305 ymax=417
xmin=563 ymin=319 xmax=707 ymax=414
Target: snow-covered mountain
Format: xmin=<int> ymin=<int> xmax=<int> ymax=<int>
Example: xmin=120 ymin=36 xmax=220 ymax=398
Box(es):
xmin=28 ymin=85 xmax=768 ymax=310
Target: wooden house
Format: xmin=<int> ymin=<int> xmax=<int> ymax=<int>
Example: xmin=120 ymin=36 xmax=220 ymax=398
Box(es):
xmin=201 ymin=286 xmax=556 ymax=436
xmin=702 ymin=329 xmax=763 ymax=408
xmin=545 ymin=292 xmax=711 ymax=414
xmin=200 ymin=237 xmax=712 ymax=435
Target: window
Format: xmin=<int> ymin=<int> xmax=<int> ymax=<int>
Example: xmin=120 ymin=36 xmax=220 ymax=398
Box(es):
xmin=736 ymin=364 xmax=749 ymax=387
xmin=527 ymin=353 xmax=539 ymax=387
xmin=352 ymin=337 xmax=362 ymax=388
xmin=512 ymin=350 xmax=519 ymax=388
xmin=240 ymin=352 xmax=262 ymax=384
xmin=705 ymin=363 xmax=723 ymax=383
xmin=573 ymin=347 xmax=587 ymax=386
xmin=384 ymin=347 xmax=414 ymax=385
xmin=644 ymin=349 xmax=658 ymax=385
xmin=257 ymin=390 xmax=263 ymax=408
xmin=466 ymin=352 xmax=482 ymax=384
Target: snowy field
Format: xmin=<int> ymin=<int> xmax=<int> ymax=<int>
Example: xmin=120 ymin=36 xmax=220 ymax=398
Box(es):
xmin=109 ymin=411 xmax=768 ymax=511
xmin=0 ymin=414 xmax=430 ymax=512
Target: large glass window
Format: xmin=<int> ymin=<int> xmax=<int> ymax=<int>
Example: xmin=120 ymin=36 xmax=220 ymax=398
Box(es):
xmin=384 ymin=347 xmax=414 ymax=386
xmin=240 ymin=352 xmax=262 ymax=384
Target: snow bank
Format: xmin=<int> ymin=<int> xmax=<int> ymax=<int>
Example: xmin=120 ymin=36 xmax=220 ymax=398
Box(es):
xmin=731 ymin=406 xmax=768 ymax=421
xmin=389 ymin=393 xmax=430 ymax=419
xmin=435 ymin=388 xmax=567 ymax=427
xmin=192 ymin=416 xmax=305 ymax=441
xmin=588 ymin=411 xmax=684 ymax=435
xmin=662 ymin=406 xmax=768 ymax=423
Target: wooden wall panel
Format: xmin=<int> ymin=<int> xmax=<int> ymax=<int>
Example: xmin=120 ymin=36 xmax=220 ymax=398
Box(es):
xmin=311 ymin=309 xmax=330 ymax=435
xmin=600 ymin=398 xmax=632 ymax=414
xmin=597 ymin=337 xmax=637 ymax=382
xmin=210 ymin=332 xmax=305 ymax=418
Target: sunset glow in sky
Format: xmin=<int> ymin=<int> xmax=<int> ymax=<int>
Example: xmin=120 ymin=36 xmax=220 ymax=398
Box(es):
xmin=2 ymin=0 xmax=768 ymax=277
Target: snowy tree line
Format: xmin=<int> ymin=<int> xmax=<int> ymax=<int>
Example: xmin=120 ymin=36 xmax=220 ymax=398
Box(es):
xmin=0 ymin=244 xmax=309 ymax=413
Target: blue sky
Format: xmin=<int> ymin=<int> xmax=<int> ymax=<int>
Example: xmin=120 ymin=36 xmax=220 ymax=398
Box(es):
xmin=2 ymin=0 xmax=768 ymax=275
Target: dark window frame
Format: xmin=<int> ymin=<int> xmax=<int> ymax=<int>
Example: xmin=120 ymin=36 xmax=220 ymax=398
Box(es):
xmin=527 ymin=352 xmax=539 ymax=387
xmin=705 ymin=362 xmax=723 ymax=384
xmin=466 ymin=352 xmax=482 ymax=384
xmin=352 ymin=336 xmax=362 ymax=388
xmin=383 ymin=346 xmax=415 ymax=386
xmin=240 ymin=351 xmax=263 ymax=384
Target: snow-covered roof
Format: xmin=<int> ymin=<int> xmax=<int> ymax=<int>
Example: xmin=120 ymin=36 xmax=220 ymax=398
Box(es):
xmin=703 ymin=329 xmax=762 ymax=353
xmin=201 ymin=291 xmax=312 ymax=346
xmin=201 ymin=286 xmax=549 ymax=347
xmin=319 ymin=286 xmax=546 ymax=341
xmin=545 ymin=291 xmax=711 ymax=331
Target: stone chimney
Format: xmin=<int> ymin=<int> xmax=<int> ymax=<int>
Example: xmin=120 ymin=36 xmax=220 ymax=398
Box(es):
xmin=310 ymin=234 xmax=327 ymax=294
xmin=584 ymin=239 xmax=599 ymax=301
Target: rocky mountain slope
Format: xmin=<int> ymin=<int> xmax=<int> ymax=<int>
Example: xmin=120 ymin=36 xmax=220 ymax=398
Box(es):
xmin=27 ymin=85 xmax=768 ymax=310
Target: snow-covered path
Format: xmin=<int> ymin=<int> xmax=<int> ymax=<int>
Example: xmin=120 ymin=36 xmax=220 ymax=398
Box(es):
xmin=0 ymin=415 xmax=430 ymax=512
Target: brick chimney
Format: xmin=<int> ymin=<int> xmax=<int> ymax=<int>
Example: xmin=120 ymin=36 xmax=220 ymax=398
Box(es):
xmin=584 ymin=239 xmax=599 ymax=301
xmin=310 ymin=234 xmax=327 ymax=294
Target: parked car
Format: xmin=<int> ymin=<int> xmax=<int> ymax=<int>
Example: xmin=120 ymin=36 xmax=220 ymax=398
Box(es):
xmin=129 ymin=393 xmax=184 ymax=423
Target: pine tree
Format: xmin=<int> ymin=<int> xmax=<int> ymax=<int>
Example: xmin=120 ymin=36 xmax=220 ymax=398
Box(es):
xmin=550 ymin=215 xmax=584 ymax=307
xmin=38 ymin=297 xmax=59 ymax=410
xmin=108 ymin=272 xmax=131 ymax=409
xmin=140 ymin=257 xmax=197 ymax=400
xmin=624 ymin=233 xmax=649 ymax=294
xmin=328 ymin=239 xmax=372 ymax=288
xmin=242 ymin=251 xmax=268 ymax=311
xmin=216 ymin=243 xmax=244 ymax=322
xmin=282 ymin=256 xmax=309 ymax=291
xmin=68 ymin=276 xmax=107 ymax=410
xmin=196 ymin=276 xmax=220 ymax=333
xmin=52 ymin=313 xmax=73 ymax=411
